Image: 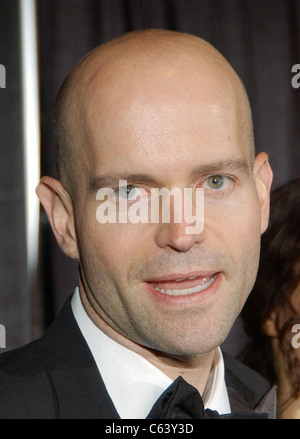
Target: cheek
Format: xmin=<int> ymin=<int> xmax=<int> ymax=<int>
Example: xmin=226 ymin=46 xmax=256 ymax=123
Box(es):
xmin=230 ymin=203 xmax=262 ymax=289
xmin=233 ymin=206 xmax=261 ymax=249
xmin=207 ymin=197 xmax=262 ymax=281
xmin=207 ymin=194 xmax=262 ymax=244
xmin=290 ymin=283 xmax=300 ymax=315
xmin=79 ymin=219 xmax=147 ymax=275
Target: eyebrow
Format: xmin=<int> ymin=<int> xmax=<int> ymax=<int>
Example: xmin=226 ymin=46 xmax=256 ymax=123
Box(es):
xmin=190 ymin=158 xmax=251 ymax=178
xmin=88 ymin=173 xmax=159 ymax=192
xmin=88 ymin=158 xmax=251 ymax=191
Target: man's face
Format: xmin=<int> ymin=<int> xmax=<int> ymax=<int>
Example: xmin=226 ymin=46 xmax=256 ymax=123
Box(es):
xmin=72 ymin=59 xmax=266 ymax=356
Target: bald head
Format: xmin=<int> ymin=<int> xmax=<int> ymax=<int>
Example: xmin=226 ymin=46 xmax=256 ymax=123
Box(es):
xmin=43 ymin=30 xmax=272 ymax=360
xmin=54 ymin=29 xmax=254 ymax=196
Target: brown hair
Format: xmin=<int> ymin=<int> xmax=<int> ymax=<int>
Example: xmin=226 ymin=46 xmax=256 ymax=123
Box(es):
xmin=241 ymin=178 xmax=300 ymax=391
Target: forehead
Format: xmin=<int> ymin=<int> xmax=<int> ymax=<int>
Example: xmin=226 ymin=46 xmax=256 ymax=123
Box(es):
xmin=73 ymin=43 xmax=252 ymax=184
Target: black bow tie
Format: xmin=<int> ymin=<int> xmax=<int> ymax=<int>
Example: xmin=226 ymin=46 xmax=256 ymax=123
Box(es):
xmin=146 ymin=376 xmax=269 ymax=419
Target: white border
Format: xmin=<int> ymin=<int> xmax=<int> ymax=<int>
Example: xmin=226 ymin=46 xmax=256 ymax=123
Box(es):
xmin=19 ymin=0 xmax=40 ymax=293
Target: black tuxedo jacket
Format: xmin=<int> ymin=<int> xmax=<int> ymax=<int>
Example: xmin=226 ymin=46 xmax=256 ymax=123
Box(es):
xmin=0 ymin=296 xmax=276 ymax=419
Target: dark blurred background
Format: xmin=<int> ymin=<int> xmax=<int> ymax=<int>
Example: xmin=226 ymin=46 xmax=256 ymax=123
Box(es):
xmin=1 ymin=0 xmax=299 ymax=352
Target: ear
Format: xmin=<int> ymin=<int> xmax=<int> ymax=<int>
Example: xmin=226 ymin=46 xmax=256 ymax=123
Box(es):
xmin=262 ymin=310 xmax=279 ymax=337
xmin=36 ymin=176 xmax=79 ymax=259
xmin=253 ymin=152 xmax=273 ymax=234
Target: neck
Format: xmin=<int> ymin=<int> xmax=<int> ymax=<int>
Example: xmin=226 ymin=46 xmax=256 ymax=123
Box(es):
xmin=141 ymin=348 xmax=216 ymax=395
xmin=79 ymin=283 xmax=216 ymax=395
xmin=271 ymin=338 xmax=300 ymax=418
xmin=271 ymin=338 xmax=293 ymax=404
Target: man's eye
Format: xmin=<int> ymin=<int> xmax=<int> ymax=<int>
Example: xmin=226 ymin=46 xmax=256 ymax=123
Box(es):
xmin=206 ymin=175 xmax=225 ymax=189
xmin=116 ymin=185 xmax=141 ymax=200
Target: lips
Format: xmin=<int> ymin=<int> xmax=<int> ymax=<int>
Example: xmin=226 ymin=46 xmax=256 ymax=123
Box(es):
xmin=146 ymin=272 xmax=218 ymax=297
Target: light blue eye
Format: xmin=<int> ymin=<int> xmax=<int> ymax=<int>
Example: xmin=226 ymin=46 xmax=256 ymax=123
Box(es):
xmin=117 ymin=185 xmax=140 ymax=200
xmin=206 ymin=175 xmax=224 ymax=189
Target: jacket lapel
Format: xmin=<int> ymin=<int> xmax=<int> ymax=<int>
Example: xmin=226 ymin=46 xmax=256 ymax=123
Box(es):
xmin=36 ymin=297 xmax=277 ymax=419
xmin=224 ymin=352 xmax=278 ymax=418
xmin=37 ymin=297 xmax=120 ymax=419
xmin=225 ymin=366 xmax=257 ymax=413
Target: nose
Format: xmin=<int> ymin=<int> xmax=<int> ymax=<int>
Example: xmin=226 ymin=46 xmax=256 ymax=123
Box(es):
xmin=152 ymin=186 xmax=205 ymax=251
xmin=154 ymin=219 xmax=205 ymax=251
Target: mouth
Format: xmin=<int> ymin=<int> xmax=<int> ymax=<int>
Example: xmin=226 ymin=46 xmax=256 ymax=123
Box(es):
xmin=145 ymin=272 xmax=219 ymax=297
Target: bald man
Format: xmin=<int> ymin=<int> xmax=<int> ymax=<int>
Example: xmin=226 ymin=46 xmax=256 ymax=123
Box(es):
xmin=0 ymin=29 xmax=276 ymax=419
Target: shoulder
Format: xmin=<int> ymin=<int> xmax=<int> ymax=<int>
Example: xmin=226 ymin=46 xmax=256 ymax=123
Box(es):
xmin=223 ymin=351 xmax=271 ymax=404
xmin=0 ymin=340 xmax=57 ymax=418
xmin=0 ymin=296 xmax=92 ymax=419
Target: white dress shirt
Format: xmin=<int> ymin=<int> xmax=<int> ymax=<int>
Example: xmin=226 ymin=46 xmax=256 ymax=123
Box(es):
xmin=71 ymin=287 xmax=231 ymax=418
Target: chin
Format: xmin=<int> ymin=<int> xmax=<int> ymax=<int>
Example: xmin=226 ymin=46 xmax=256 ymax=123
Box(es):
xmin=151 ymin=329 xmax=229 ymax=358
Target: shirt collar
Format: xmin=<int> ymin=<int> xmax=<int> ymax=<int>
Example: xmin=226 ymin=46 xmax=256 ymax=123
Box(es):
xmin=71 ymin=288 xmax=231 ymax=418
